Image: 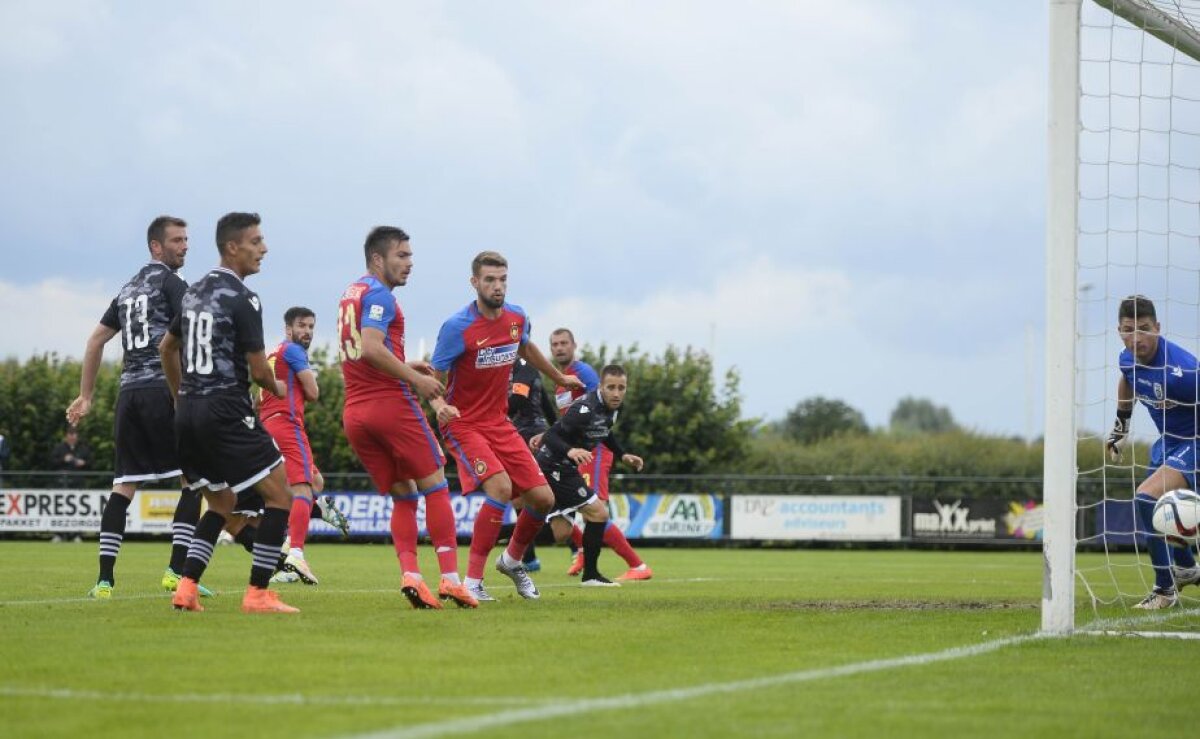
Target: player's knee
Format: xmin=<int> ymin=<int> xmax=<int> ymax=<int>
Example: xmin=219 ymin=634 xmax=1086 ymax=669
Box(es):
xmin=582 ymin=502 xmax=608 ymax=523
xmin=523 ymin=486 xmax=554 ymax=514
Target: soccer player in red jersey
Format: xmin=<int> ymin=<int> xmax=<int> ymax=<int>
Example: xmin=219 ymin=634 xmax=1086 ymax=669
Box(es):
xmin=430 ymin=251 xmax=583 ymax=601
xmin=547 ymin=328 xmax=652 ymax=581
xmin=338 ymin=226 xmax=477 ymax=609
xmin=258 ymin=307 xmax=349 ymax=585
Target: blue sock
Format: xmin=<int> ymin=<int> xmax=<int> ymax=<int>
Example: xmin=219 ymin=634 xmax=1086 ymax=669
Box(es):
xmin=1136 ymin=493 xmax=1175 ymax=591
xmin=1172 ymin=542 xmax=1197 ymax=568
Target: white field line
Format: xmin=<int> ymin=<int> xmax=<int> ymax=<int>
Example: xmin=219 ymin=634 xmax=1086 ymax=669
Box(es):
xmin=0 ymin=577 xmax=741 ymax=607
xmin=348 ymin=634 xmax=1050 ymax=739
xmin=0 ymin=686 xmax=546 ymax=708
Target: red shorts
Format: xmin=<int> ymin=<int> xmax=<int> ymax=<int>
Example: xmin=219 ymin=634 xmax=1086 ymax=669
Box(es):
xmin=343 ymin=396 xmax=445 ymax=494
xmin=441 ymin=421 xmax=547 ymax=496
xmin=263 ymin=414 xmax=318 ymax=487
xmin=579 ymin=445 xmax=616 ymax=501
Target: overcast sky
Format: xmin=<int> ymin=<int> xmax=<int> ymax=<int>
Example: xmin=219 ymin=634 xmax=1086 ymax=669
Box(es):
xmin=0 ymin=1 xmax=1048 ymax=436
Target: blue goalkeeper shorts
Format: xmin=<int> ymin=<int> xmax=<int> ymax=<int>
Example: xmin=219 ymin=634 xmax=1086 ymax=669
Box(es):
xmin=1148 ymin=437 xmax=1199 ymax=490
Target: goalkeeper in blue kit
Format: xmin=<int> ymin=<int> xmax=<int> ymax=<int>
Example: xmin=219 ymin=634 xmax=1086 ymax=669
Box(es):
xmin=1107 ymin=295 xmax=1200 ymax=609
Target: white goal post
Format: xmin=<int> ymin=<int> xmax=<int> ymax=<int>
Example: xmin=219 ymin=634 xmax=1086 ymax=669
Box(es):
xmin=1044 ymin=0 xmax=1200 ymax=634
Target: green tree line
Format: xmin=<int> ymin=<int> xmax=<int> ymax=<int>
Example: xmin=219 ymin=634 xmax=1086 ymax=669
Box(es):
xmin=1 ymin=350 xmax=1124 ymax=502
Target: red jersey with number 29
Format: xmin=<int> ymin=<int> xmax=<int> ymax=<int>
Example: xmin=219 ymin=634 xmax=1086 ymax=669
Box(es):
xmin=339 ymin=275 xmax=410 ymax=407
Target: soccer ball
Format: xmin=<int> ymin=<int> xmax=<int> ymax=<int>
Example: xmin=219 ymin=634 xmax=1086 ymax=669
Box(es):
xmin=1151 ymin=489 xmax=1200 ymax=540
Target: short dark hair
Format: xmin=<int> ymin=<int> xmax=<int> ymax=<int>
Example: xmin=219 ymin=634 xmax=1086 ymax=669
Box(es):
xmin=147 ymin=216 xmax=186 ymax=247
xmin=601 ymin=363 xmax=627 ymax=379
xmin=1118 ymin=294 xmax=1157 ymax=322
xmin=364 ymin=226 xmax=410 ymax=267
xmin=215 ymin=212 xmax=261 ymax=255
xmin=471 ymin=250 xmax=507 ymax=276
xmin=551 ymin=328 xmax=576 ymax=343
xmin=284 ymin=306 xmax=315 ymax=326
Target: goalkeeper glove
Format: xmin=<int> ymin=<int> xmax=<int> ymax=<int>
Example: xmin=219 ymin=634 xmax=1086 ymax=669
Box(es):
xmin=1106 ymin=409 xmax=1132 ymax=462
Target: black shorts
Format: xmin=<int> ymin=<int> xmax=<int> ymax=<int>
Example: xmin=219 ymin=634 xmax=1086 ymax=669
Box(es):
xmin=113 ymin=385 xmax=183 ymax=485
xmin=175 ymin=393 xmax=282 ymax=494
xmin=543 ymin=464 xmax=597 ymax=519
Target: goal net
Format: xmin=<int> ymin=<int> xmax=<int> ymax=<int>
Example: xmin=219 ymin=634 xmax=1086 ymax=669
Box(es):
xmin=1046 ymin=0 xmax=1200 ymax=635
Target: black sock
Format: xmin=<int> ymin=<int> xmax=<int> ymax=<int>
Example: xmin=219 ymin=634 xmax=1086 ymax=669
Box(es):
xmin=98 ymin=493 xmax=131 ymax=584
xmin=523 ymin=542 xmax=538 ymax=563
xmin=582 ymin=521 xmax=605 ymax=580
xmin=497 ymin=522 xmax=516 ymax=543
xmin=235 ymin=524 xmax=256 ymax=553
xmin=250 ymin=508 xmax=289 ymax=588
xmin=181 ymin=511 xmax=226 ymax=582
xmin=169 ymin=487 xmax=202 ymax=573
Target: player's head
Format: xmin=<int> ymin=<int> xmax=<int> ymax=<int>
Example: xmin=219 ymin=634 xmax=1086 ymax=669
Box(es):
xmin=470 ymin=251 xmax=508 ymax=310
xmin=147 ymin=216 xmax=188 ymax=270
xmin=284 ymin=306 xmax=316 ymax=349
xmin=550 ymin=328 xmax=577 ymax=366
xmin=1117 ymin=294 xmax=1160 ymax=363
xmin=598 ymin=364 xmax=628 ymax=410
xmin=215 ymin=212 xmax=266 ymax=277
xmin=363 ymin=226 xmax=412 ymax=288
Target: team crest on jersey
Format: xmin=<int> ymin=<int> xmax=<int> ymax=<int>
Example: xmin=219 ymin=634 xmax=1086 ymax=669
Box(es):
xmin=474 ymin=459 xmax=488 ymax=476
xmin=509 ymin=323 xmax=520 ymax=341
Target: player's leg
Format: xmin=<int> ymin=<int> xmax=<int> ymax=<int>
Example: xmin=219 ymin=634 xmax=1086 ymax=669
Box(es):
xmin=172 ymin=486 xmax=235 ymax=612
xmin=239 ymin=465 xmax=298 ymax=613
xmin=411 ymin=471 xmax=476 ymax=608
xmin=1134 ymin=443 xmax=1199 ymax=607
xmin=89 ymin=482 xmax=136 ymax=598
xmin=579 ymin=500 xmax=617 ymax=586
xmin=467 ymin=472 xmax=513 ymax=592
xmin=164 ymin=481 xmax=203 ymax=586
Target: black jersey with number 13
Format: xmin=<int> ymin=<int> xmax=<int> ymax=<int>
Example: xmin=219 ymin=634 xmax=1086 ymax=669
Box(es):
xmin=100 ymin=262 xmax=187 ymax=389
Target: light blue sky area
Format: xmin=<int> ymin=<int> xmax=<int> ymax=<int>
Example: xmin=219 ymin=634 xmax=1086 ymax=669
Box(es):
xmin=0 ymin=2 xmax=1048 ymax=435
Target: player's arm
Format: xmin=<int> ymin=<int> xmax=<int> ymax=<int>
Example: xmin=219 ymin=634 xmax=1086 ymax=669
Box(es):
xmin=160 ymin=317 xmax=184 ymax=402
xmin=519 ymin=340 xmax=584 ymax=391
xmin=66 ymin=321 xmax=120 ymax=424
xmin=283 ymin=343 xmax=319 ymax=402
xmin=233 ymin=294 xmax=284 ymax=398
xmin=1107 ymin=375 xmax=1134 ymax=462
xmin=360 ymin=327 xmax=444 ymax=400
xmin=603 ymin=431 xmax=643 ymax=471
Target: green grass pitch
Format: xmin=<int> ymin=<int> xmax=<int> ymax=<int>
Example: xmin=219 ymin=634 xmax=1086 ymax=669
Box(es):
xmin=0 ymin=541 xmax=1194 ymax=738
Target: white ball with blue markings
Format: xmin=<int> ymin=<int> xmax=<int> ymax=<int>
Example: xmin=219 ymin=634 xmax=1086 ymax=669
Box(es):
xmin=1152 ymin=489 xmax=1200 ymax=540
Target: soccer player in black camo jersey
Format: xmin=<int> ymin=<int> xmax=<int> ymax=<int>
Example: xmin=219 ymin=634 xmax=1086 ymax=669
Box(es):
xmin=535 ymin=364 xmax=645 ymax=586
xmin=67 ymin=216 xmax=215 ymax=600
xmin=160 ymin=212 xmax=298 ymax=614
xmin=503 ymin=357 xmax=559 ymax=570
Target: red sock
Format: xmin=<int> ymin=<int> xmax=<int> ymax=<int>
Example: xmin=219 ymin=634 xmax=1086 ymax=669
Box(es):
xmin=570 ymin=524 xmax=583 ymax=550
xmin=288 ymin=496 xmax=312 ymax=551
xmin=505 ymin=508 xmax=546 ymax=561
xmin=603 ymin=523 xmax=643 ymax=568
xmin=424 ymin=488 xmax=459 ymax=577
xmin=468 ymin=498 xmax=506 ymax=580
xmin=391 ymin=497 xmax=420 ymax=573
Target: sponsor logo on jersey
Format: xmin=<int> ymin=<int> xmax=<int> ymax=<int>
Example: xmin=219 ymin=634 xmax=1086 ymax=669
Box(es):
xmin=249 ymin=296 xmax=260 ymax=312
xmin=369 ymin=304 xmax=384 ymax=321
xmin=475 ymin=343 xmax=519 ymax=369
xmin=243 ymin=416 xmax=256 ymax=429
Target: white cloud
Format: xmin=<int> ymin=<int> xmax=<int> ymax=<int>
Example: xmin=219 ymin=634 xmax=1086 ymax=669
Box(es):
xmin=0 ymin=279 xmax=121 ymax=362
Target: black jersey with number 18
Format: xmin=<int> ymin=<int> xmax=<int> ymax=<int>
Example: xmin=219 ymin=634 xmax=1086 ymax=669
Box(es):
xmin=169 ymin=267 xmax=265 ymax=398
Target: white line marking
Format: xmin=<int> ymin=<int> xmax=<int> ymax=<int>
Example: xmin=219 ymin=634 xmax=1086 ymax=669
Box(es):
xmin=0 ymin=686 xmax=547 ymax=708
xmin=348 ymin=633 xmax=1049 ymax=739
xmin=0 ymin=577 xmax=756 ymax=607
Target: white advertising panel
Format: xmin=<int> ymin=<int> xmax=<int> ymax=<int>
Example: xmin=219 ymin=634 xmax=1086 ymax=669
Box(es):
xmin=731 ymin=495 xmax=901 ymax=541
